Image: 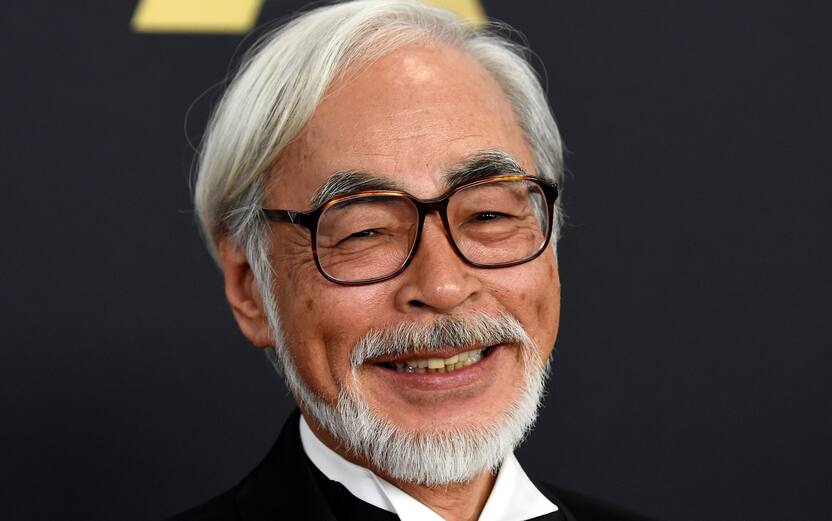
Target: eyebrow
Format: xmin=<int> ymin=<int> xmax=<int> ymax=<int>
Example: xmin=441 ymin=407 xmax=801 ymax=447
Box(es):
xmin=442 ymin=150 xmax=527 ymax=188
xmin=309 ymin=171 xmax=402 ymax=207
xmin=308 ymin=149 xmax=528 ymax=207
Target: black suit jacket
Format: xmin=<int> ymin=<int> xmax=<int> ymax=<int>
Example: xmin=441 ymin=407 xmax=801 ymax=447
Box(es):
xmin=167 ymin=410 xmax=651 ymax=520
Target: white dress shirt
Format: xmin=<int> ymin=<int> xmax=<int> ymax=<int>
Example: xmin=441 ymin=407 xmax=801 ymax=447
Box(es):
xmin=299 ymin=414 xmax=557 ymax=521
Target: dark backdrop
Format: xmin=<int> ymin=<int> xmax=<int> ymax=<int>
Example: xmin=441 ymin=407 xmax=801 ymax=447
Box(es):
xmin=2 ymin=1 xmax=829 ymax=520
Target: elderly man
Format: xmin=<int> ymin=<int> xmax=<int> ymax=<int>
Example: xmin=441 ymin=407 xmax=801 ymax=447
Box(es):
xmin=172 ymin=1 xmax=647 ymax=520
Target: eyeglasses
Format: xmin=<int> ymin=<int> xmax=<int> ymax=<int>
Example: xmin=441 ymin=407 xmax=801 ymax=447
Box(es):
xmin=261 ymin=175 xmax=558 ymax=285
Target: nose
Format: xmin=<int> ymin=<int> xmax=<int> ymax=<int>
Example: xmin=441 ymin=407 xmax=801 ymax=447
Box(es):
xmin=392 ymin=213 xmax=482 ymax=314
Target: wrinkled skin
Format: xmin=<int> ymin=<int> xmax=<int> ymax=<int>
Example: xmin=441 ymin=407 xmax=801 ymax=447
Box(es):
xmin=220 ymin=42 xmax=561 ymax=521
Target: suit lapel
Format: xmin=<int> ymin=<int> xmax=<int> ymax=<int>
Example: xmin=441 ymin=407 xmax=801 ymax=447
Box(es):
xmin=528 ymin=510 xmax=570 ymax=521
xmin=532 ymin=482 xmax=578 ymax=521
xmin=235 ymin=409 xmax=337 ymax=521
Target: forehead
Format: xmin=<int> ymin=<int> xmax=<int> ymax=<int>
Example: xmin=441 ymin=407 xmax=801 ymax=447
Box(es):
xmin=268 ymin=42 xmax=535 ymax=208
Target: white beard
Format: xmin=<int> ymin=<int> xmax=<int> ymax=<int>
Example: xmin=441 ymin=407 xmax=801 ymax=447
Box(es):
xmin=264 ymin=311 xmax=551 ymax=486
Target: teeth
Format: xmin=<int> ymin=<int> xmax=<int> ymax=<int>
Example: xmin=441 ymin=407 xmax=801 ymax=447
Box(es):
xmin=394 ymin=348 xmax=488 ymax=373
xmin=427 ymin=358 xmax=445 ymax=369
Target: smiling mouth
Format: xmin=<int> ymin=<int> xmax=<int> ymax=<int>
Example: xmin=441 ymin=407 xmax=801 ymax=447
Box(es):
xmin=376 ymin=345 xmax=498 ymax=374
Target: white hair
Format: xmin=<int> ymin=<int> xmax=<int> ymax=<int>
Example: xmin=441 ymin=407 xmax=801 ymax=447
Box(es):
xmin=193 ymin=0 xmax=564 ymax=265
xmin=265 ymin=311 xmax=551 ymax=485
xmin=192 ymin=0 xmax=563 ymax=484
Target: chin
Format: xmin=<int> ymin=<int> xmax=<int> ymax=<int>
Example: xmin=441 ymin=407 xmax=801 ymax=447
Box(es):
xmin=267 ymin=340 xmax=552 ymax=486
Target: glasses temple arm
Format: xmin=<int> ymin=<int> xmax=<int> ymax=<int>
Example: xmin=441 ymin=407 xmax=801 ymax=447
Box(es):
xmin=261 ymin=209 xmax=302 ymax=224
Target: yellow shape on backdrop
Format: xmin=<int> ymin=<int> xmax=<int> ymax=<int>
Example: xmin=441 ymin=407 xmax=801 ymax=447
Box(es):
xmin=131 ymin=0 xmax=264 ymax=33
xmin=131 ymin=0 xmax=485 ymax=34
xmin=425 ymin=0 xmax=486 ymax=28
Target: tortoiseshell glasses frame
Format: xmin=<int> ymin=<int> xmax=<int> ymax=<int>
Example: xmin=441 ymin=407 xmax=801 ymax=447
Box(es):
xmin=260 ymin=174 xmax=558 ymax=286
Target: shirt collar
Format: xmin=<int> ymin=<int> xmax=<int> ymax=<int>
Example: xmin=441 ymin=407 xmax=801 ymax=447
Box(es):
xmin=299 ymin=413 xmax=557 ymax=521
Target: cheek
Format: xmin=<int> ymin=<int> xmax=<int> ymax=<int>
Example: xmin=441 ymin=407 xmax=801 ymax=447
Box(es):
xmin=535 ymin=259 xmax=561 ymax=353
xmin=276 ymin=275 xmax=392 ymax=389
xmin=536 ymin=260 xmax=560 ymax=326
xmin=490 ymin=256 xmax=560 ymax=352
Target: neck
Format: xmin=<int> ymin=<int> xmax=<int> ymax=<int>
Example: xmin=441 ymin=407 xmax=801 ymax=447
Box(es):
xmin=304 ymin=410 xmax=497 ymax=521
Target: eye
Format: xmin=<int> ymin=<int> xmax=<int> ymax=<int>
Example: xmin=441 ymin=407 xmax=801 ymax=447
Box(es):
xmin=348 ymin=229 xmax=379 ymax=238
xmin=336 ymin=228 xmax=385 ymax=246
xmin=472 ymin=211 xmax=507 ymax=222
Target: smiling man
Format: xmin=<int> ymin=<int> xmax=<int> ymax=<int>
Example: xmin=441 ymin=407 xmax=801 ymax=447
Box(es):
xmin=171 ymin=1 xmax=647 ymax=520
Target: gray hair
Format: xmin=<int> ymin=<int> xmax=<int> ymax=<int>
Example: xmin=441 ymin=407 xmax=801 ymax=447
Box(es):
xmin=193 ymin=0 xmax=565 ymax=277
xmin=265 ymin=311 xmax=551 ymax=485
xmin=194 ymin=2 xmax=564 ymax=476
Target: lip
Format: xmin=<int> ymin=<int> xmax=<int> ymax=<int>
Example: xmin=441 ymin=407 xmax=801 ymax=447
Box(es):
xmin=365 ymin=343 xmax=509 ymax=392
xmin=367 ymin=343 xmax=493 ymax=365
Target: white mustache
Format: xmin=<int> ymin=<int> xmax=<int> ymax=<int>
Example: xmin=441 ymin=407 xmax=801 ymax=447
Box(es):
xmin=350 ymin=311 xmax=533 ymax=368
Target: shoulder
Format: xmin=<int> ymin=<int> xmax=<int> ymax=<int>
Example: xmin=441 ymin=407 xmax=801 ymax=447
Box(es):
xmin=536 ymin=482 xmax=655 ymax=521
xmin=162 ymin=409 xmax=328 ymax=521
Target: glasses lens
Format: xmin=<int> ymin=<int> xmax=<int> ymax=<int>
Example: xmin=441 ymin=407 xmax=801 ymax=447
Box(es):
xmin=447 ymin=178 xmax=550 ymax=266
xmin=316 ymin=195 xmax=418 ymax=282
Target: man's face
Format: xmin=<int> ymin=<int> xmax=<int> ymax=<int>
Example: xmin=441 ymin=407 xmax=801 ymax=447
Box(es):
xmin=266 ymin=43 xmax=560 ymax=442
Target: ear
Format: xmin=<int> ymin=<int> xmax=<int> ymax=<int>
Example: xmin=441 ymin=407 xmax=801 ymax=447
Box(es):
xmin=217 ymin=237 xmax=273 ymax=349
